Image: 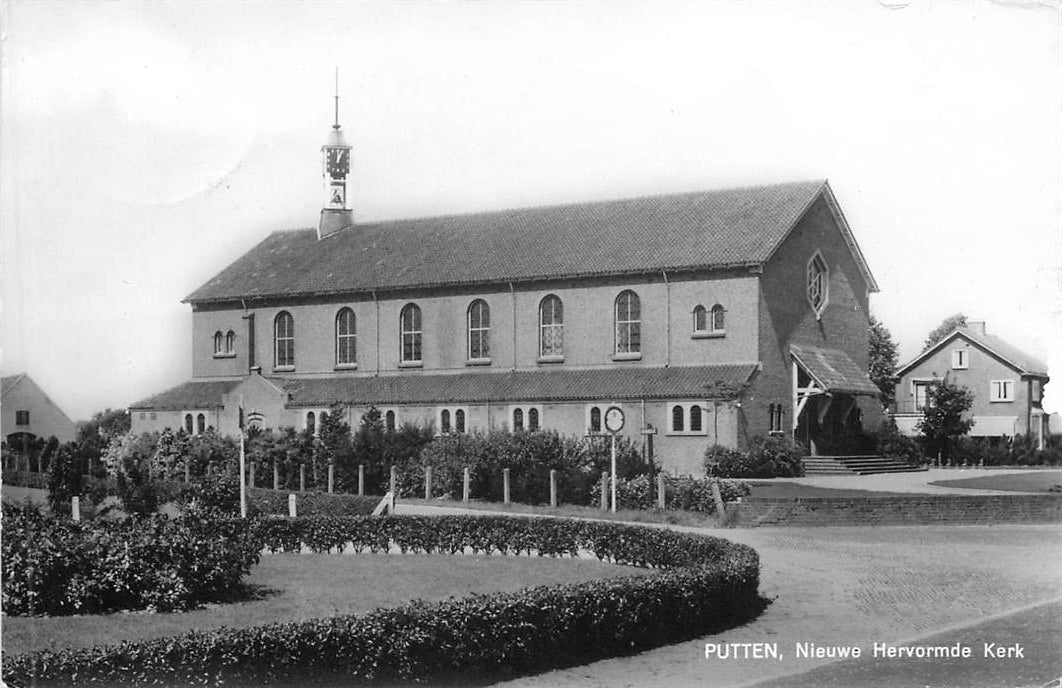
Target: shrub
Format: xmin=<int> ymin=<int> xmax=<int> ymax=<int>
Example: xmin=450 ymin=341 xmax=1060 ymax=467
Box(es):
xmin=872 ymin=417 xmax=923 ymax=464
xmin=708 ymin=436 xmax=805 ymax=478
xmin=46 ymin=443 xmax=83 ymax=514
xmin=248 ymin=488 xmax=379 ymax=518
xmin=590 ymin=474 xmax=750 ymax=512
xmin=4 ymin=516 xmax=760 ymax=686
xmin=1 ymin=503 xmax=261 ymax=616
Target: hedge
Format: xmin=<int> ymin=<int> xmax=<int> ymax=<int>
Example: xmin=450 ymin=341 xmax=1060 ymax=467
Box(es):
xmin=590 ymin=475 xmax=750 ymax=512
xmin=4 ymin=515 xmax=761 ymax=686
xmin=247 ymin=488 xmax=379 ymax=518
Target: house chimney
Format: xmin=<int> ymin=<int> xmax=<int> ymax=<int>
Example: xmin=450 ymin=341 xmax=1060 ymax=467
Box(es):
xmin=967 ymin=320 xmax=986 ymax=336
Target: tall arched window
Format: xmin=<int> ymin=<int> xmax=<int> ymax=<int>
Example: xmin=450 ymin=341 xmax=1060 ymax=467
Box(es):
xmin=528 ymin=408 xmax=540 ymax=431
xmin=590 ymin=406 xmax=602 ymax=433
xmin=196 ymin=413 xmax=206 ymax=434
xmin=455 ymin=409 xmax=466 ymax=433
xmin=615 ymin=290 xmax=641 ymax=355
xmin=225 ymin=330 xmax=235 ymax=354
xmin=400 ymin=304 xmax=422 ymax=363
xmin=441 ymin=409 xmax=451 ymax=434
xmin=467 ymin=300 xmax=490 ymax=360
xmin=513 ymin=408 xmax=524 ymax=432
xmin=689 ymin=406 xmax=703 ymax=432
xmin=213 ymin=331 xmax=224 ymax=355
xmin=184 ymin=413 xmax=194 ymax=435
xmin=693 ymin=306 xmax=707 ymax=334
xmin=671 ymin=405 xmax=684 ymax=432
xmin=539 ymin=295 xmax=564 ymax=358
xmin=336 ymin=308 xmax=357 ymax=365
xmin=385 ymin=410 xmax=396 ymax=432
xmin=711 ymin=304 xmax=725 ymax=333
xmin=306 ymin=411 xmax=316 ymax=435
xmin=274 ymin=311 xmax=295 ymax=368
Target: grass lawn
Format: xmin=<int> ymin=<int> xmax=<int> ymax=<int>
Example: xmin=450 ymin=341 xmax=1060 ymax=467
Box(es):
xmin=3 ymin=552 xmax=649 ymax=656
xmin=929 ymin=470 xmax=1062 ymax=493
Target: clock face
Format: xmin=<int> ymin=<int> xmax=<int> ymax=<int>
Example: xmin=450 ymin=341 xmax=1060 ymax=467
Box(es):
xmin=326 ymin=148 xmax=350 ymax=177
xmin=604 ymin=406 xmax=625 ymax=433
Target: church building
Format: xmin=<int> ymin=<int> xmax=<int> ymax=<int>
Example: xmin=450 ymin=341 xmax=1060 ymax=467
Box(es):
xmin=130 ymin=107 xmax=883 ymax=475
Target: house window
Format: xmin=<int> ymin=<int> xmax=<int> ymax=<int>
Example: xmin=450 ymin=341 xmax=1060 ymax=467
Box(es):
xmin=15 ymin=410 xmax=29 ymax=426
xmin=693 ymin=305 xmax=707 ymax=333
xmin=400 ymin=304 xmax=422 ymax=364
xmin=690 ymin=405 xmax=703 ymax=432
xmin=667 ymin=403 xmax=709 ymax=435
xmin=589 ymin=406 xmax=602 ymax=433
xmin=197 ymin=413 xmax=206 ymax=434
xmin=385 ymin=410 xmax=396 ymax=432
xmin=455 ymin=409 xmax=466 ymax=433
xmin=510 ymin=405 xmax=543 ymax=432
xmin=914 ymin=382 xmax=933 ymax=411
xmin=184 ymin=413 xmax=194 ymax=435
xmin=214 ymin=331 xmax=224 ymax=355
xmin=769 ymin=404 xmax=784 ymax=433
xmin=215 ymin=330 xmax=236 ymax=357
xmin=274 ymin=311 xmax=295 ymax=368
xmin=990 ymin=380 xmax=1014 ymax=403
xmin=436 ymin=406 xmax=468 ymax=434
xmin=951 ymin=349 xmax=968 ymax=370
xmin=336 ymin=308 xmax=357 ymax=366
xmin=528 ymin=408 xmax=540 ymax=431
xmin=149 ymin=412 xmax=157 ymax=421
xmin=225 ymin=330 xmax=235 ymax=354
xmin=467 ymin=300 xmax=491 ymax=361
xmin=672 ymin=405 xmax=685 ymax=432
xmin=306 ymin=411 xmax=316 ymax=435
xmin=441 ymin=409 xmax=451 ymax=433
xmin=807 ymin=252 xmax=828 ymax=316
xmin=539 ymin=295 xmax=564 ymax=359
xmin=614 ymin=290 xmax=641 ymax=356
xmin=711 ymin=304 xmax=725 ymax=333
xmin=513 ymin=408 xmax=524 ymax=432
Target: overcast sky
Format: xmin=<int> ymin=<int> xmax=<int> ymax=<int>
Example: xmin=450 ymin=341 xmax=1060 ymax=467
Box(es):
xmin=2 ymin=0 xmax=1060 ymax=421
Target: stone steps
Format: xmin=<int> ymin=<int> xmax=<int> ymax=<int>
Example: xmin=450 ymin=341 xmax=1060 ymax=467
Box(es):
xmin=802 ymin=455 xmax=927 ymax=476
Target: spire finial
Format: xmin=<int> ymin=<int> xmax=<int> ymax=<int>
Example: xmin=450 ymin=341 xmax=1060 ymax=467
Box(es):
xmin=333 ymin=67 xmax=340 ymax=130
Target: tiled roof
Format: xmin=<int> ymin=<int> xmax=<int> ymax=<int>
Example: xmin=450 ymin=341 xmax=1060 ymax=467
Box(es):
xmin=280 ymin=364 xmax=760 ymax=406
xmin=790 ymin=344 xmax=881 ymax=396
xmin=129 ymin=379 xmax=242 ymax=411
xmin=1 ymin=374 xmax=26 ymax=397
xmin=185 ymin=181 xmax=838 ymax=304
xmin=898 ymin=327 xmax=1049 ymax=378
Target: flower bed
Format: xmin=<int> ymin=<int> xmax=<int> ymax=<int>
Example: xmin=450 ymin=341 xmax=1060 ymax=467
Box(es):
xmin=4 ymin=515 xmax=761 ymax=686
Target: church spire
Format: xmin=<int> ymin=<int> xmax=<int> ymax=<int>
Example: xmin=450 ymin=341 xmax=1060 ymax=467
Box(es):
xmin=319 ymin=68 xmax=354 ymax=240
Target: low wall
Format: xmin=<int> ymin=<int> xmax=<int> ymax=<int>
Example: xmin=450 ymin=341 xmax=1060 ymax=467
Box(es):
xmin=727 ymin=494 xmax=1062 ymax=527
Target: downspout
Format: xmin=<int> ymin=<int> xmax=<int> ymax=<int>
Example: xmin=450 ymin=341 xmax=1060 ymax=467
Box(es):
xmin=662 ymin=271 xmax=671 ymax=368
xmin=372 ymin=291 xmax=380 ymax=377
xmin=1027 ymin=378 xmax=1033 ymax=438
xmin=509 ymin=282 xmax=517 ymax=371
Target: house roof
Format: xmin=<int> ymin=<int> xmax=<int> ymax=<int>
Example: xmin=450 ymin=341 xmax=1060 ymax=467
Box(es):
xmin=131 ymin=365 xmax=759 ymax=411
xmin=185 ymin=180 xmax=877 ymax=304
xmin=1 ymin=374 xmax=26 ymax=397
xmin=129 ymin=379 xmax=243 ymax=411
xmin=790 ymin=343 xmax=881 ymax=396
xmin=897 ymin=326 xmax=1049 ymax=378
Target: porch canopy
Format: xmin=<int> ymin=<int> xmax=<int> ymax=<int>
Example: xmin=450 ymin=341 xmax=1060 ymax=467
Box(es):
xmin=791 ymin=343 xmax=881 ymax=420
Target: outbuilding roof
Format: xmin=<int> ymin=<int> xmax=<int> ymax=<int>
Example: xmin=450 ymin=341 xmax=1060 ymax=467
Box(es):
xmin=129 ymin=379 xmax=242 ymax=411
xmin=897 ymin=326 xmax=1049 ymax=378
xmin=790 ymin=343 xmax=881 ymax=396
xmin=185 ymin=180 xmax=877 ymax=304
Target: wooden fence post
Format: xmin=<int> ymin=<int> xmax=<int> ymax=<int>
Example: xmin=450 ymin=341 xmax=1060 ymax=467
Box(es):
xmin=549 ymin=469 xmax=558 ymax=507
xmin=462 ymin=467 xmax=470 ymax=502
xmin=358 ymin=464 xmax=365 ymax=496
xmin=184 ymin=461 xmax=191 ymax=483
xmin=390 ymin=465 xmax=397 ymax=497
xmin=424 ymin=465 xmax=433 ymax=500
xmin=599 ymin=474 xmax=608 ymax=511
xmin=71 ymin=496 xmax=81 ymax=522
xmin=657 ymin=473 xmax=666 ymax=510
xmin=299 ymin=464 xmax=306 ymax=493
xmin=273 ymin=462 xmax=279 ymax=491
xmin=503 ymin=468 xmax=511 ymax=505
xmin=288 ymin=493 xmax=297 ymax=518
xmin=328 ymin=463 xmax=334 ymax=494
xmin=248 ymin=462 xmax=255 ymax=489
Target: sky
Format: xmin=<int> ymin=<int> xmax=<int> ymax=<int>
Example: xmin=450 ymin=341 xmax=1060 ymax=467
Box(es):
xmin=1 ymin=0 xmax=1060 ymax=421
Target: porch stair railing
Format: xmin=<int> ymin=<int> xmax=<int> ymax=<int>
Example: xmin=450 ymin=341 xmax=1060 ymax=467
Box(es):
xmin=802 ymin=455 xmax=927 ymax=476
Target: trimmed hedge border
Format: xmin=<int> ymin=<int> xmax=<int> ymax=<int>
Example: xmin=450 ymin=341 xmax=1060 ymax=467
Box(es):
xmin=3 ymin=515 xmax=760 ymax=686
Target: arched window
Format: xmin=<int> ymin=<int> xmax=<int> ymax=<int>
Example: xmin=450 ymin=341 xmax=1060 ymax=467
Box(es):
xmin=225 ymin=330 xmax=235 ymax=354
xmin=590 ymin=406 xmax=602 ymax=433
xmin=693 ymin=306 xmax=707 ymax=333
xmin=689 ymin=406 xmax=703 ymax=432
xmin=385 ymin=410 xmax=396 ymax=432
xmin=711 ymin=304 xmax=725 ymax=333
xmin=184 ymin=413 xmax=194 ymax=435
xmin=513 ymin=408 xmax=524 ymax=432
xmin=196 ymin=413 xmax=206 ymax=434
xmin=274 ymin=311 xmax=295 ymax=368
xmin=441 ymin=409 xmax=451 ymax=434
xmin=213 ymin=331 xmax=224 ymax=355
xmin=336 ymin=308 xmax=356 ymax=365
xmin=615 ymin=290 xmax=641 ymax=355
xmin=539 ymin=295 xmax=564 ymax=358
xmin=400 ymin=304 xmax=422 ymax=363
xmin=455 ymin=409 xmax=466 ymax=433
xmin=467 ymin=300 xmax=490 ymax=360
xmin=306 ymin=411 xmax=316 ymax=435
xmin=807 ymin=252 xmax=828 ymax=315
xmin=672 ymin=405 xmax=684 ymax=432
xmin=528 ymin=408 xmax=540 ymax=431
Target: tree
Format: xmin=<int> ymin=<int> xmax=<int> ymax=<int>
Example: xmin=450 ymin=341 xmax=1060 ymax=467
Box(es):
xmin=316 ymin=404 xmax=354 ymax=490
xmin=47 ymin=443 xmax=84 ymax=514
xmin=868 ymin=315 xmax=899 ymax=407
xmin=76 ymin=408 xmax=131 ymax=476
xmin=923 ymin=313 xmax=967 ymax=351
xmin=917 ymin=377 xmax=974 ymax=461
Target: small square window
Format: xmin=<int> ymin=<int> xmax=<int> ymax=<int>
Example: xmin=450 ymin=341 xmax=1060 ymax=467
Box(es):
xmin=15 ymin=410 xmax=29 ymax=425
xmin=989 ymin=380 xmax=1014 ymax=402
xmin=951 ymin=349 xmax=968 ymax=369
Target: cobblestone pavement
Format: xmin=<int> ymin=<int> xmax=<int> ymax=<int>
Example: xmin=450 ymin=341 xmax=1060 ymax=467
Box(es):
xmin=492 ymin=523 xmax=1062 ymax=688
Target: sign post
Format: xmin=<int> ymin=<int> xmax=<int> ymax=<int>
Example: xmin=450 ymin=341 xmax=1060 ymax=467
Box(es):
xmin=604 ymin=406 xmax=625 ymax=514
